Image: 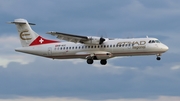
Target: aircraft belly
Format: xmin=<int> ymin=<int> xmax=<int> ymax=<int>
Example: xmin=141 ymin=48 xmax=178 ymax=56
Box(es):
xmin=15 ymin=47 xmax=47 ymax=56
xmin=50 ymin=50 xmax=85 ymax=59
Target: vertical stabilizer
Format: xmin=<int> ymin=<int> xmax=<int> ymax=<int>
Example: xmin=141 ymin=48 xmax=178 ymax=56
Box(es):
xmin=10 ymin=19 xmax=59 ymax=47
xmin=10 ymin=19 xmax=39 ymax=47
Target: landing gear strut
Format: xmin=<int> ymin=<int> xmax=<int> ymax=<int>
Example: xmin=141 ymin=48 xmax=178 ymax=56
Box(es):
xmin=87 ymin=59 xmax=93 ymax=64
xmin=100 ymin=59 xmax=107 ymax=65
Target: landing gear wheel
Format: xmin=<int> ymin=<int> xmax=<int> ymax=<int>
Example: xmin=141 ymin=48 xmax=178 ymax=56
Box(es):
xmin=156 ymin=57 xmax=161 ymax=61
xmin=87 ymin=59 xmax=93 ymax=64
xmin=100 ymin=59 xmax=107 ymax=65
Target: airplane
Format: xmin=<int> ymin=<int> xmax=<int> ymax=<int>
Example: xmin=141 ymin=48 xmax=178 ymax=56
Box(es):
xmin=9 ymin=18 xmax=169 ymax=65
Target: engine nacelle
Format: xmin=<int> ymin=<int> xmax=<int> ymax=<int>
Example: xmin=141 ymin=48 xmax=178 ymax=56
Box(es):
xmin=95 ymin=52 xmax=112 ymax=59
xmin=88 ymin=51 xmax=113 ymax=60
xmin=82 ymin=36 xmax=105 ymax=45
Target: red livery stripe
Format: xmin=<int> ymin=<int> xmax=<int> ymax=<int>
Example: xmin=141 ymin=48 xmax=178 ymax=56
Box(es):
xmin=29 ymin=36 xmax=59 ymax=46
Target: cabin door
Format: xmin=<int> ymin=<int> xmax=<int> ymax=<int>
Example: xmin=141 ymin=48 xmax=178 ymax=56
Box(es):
xmin=48 ymin=47 xmax=52 ymax=56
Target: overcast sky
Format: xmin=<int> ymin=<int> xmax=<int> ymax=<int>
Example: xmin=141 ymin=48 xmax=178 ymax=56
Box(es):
xmin=0 ymin=0 xmax=180 ymax=101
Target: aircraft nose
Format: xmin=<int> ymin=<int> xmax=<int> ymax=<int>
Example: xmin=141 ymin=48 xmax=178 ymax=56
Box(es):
xmin=162 ymin=44 xmax=169 ymax=52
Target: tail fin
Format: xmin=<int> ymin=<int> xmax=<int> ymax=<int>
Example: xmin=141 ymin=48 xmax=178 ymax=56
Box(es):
xmin=10 ymin=19 xmax=59 ymax=47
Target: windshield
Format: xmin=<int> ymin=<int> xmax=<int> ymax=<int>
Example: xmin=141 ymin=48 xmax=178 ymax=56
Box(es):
xmin=148 ymin=40 xmax=161 ymax=43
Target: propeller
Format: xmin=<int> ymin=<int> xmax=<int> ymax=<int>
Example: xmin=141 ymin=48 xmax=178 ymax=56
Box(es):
xmin=99 ymin=37 xmax=105 ymax=44
xmin=97 ymin=29 xmax=107 ymax=44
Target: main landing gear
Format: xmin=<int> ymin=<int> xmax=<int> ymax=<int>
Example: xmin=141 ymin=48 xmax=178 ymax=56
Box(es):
xmin=86 ymin=59 xmax=107 ymax=65
xmin=87 ymin=59 xmax=93 ymax=64
xmin=100 ymin=59 xmax=107 ymax=65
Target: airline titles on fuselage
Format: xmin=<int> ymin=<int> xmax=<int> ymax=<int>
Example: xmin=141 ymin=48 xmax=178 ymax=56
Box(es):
xmin=117 ymin=41 xmax=146 ymax=49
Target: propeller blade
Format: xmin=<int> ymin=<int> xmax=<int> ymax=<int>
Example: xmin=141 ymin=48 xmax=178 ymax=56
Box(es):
xmin=99 ymin=37 xmax=105 ymax=44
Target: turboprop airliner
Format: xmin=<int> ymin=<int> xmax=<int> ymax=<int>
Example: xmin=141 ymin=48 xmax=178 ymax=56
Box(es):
xmin=10 ymin=19 xmax=168 ymax=65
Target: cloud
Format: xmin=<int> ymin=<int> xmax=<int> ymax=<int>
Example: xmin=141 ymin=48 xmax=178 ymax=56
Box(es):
xmin=0 ymin=56 xmax=179 ymax=100
xmin=0 ymin=55 xmax=33 ymax=68
xmin=106 ymin=96 xmax=180 ymax=101
xmin=0 ymin=97 xmax=88 ymax=101
xmin=0 ymin=96 xmax=180 ymax=101
xmin=171 ymin=65 xmax=180 ymax=70
xmin=0 ymin=36 xmax=34 ymax=67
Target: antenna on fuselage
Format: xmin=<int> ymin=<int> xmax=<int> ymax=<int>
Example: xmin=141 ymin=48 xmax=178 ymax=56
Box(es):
xmin=146 ymin=36 xmax=149 ymax=38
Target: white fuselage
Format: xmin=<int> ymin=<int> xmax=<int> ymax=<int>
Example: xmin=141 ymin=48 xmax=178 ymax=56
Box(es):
xmin=15 ymin=37 xmax=168 ymax=60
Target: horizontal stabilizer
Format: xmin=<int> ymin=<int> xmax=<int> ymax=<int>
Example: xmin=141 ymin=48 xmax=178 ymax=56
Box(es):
xmin=8 ymin=22 xmax=36 ymax=25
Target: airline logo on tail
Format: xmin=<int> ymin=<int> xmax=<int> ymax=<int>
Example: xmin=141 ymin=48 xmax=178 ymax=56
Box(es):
xmin=19 ymin=30 xmax=59 ymax=46
xmin=10 ymin=18 xmax=60 ymax=47
xmin=20 ymin=30 xmax=32 ymax=40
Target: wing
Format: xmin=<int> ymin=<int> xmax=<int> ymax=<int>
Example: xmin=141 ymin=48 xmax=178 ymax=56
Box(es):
xmin=47 ymin=31 xmax=89 ymax=43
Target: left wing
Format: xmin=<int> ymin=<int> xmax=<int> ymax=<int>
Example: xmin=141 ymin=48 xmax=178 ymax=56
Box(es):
xmin=47 ymin=31 xmax=106 ymax=44
xmin=47 ymin=31 xmax=88 ymax=43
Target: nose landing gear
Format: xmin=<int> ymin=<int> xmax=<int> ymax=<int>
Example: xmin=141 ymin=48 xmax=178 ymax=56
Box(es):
xmin=156 ymin=54 xmax=161 ymax=61
xmin=156 ymin=57 xmax=161 ymax=60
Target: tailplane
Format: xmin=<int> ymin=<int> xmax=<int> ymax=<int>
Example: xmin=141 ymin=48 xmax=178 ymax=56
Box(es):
xmin=10 ymin=19 xmax=59 ymax=47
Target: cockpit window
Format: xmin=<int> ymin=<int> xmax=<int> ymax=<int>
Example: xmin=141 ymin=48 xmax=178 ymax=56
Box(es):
xmin=155 ymin=40 xmax=160 ymax=43
xmin=149 ymin=40 xmax=161 ymax=43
